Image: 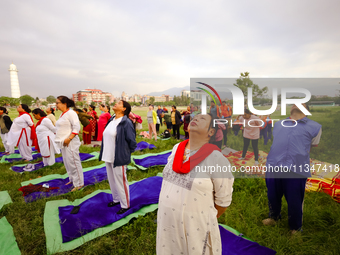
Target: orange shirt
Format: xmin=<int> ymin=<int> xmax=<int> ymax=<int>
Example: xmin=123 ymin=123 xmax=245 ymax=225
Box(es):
xmin=220 ymin=105 xmax=232 ymax=117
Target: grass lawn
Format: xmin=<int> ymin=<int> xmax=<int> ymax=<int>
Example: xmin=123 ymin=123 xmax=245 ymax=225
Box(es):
xmin=0 ymin=106 xmax=339 ymax=254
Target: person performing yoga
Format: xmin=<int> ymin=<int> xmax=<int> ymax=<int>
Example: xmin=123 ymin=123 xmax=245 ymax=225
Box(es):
xmin=157 ymin=113 xmax=234 ymax=255
xmin=7 ymin=104 xmax=37 ymax=161
xmin=32 ymin=108 xmax=60 ymax=166
xmin=99 ymin=100 xmax=137 ymax=215
xmin=0 ymin=107 xmax=13 ymax=155
xmin=55 ymin=96 xmax=84 ymax=192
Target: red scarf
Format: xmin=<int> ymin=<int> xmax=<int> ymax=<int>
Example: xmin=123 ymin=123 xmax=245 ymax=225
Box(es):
xmin=19 ymin=112 xmax=38 ymax=149
xmin=172 ymin=140 xmax=221 ymax=174
xmin=34 ymin=117 xmax=46 ymax=152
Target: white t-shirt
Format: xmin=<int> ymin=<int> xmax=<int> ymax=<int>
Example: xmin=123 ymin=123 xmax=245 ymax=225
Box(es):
xmin=101 ymin=117 xmax=123 ymax=163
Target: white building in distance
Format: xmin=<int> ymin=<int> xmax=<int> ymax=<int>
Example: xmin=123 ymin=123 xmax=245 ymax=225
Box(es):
xmin=9 ymin=63 xmax=21 ymax=98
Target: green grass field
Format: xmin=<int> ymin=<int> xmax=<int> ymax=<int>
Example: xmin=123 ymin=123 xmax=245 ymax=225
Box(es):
xmin=0 ymin=106 xmax=339 ymax=255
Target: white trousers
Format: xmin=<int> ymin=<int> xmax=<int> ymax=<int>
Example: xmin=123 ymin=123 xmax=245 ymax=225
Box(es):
xmin=105 ymin=162 xmax=130 ymax=209
xmin=0 ymin=133 xmax=11 ymax=153
xmin=18 ymin=136 xmax=33 ymax=161
xmin=42 ymin=146 xmax=56 ymax=166
xmin=60 ymin=137 xmax=84 ymax=187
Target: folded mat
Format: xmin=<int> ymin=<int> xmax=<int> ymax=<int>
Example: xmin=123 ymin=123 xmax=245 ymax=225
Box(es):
xmin=44 ymin=177 xmax=160 ymax=254
xmin=20 ymin=163 xmax=136 ymax=203
xmin=135 ymin=141 xmax=156 ymax=151
xmin=219 ymin=224 xmax=276 ymax=255
xmin=0 ymin=217 xmax=21 ymax=255
xmin=11 ymin=152 xmax=99 ymax=173
xmin=131 ymin=150 xmax=172 ymax=170
xmin=44 ymin=175 xmax=276 ymax=254
xmin=1 ymin=152 xmax=42 ymax=163
xmin=0 ymin=191 xmax=12 ymax=210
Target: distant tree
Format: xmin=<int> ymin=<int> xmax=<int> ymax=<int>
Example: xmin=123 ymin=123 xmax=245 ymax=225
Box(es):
xmin=20 ymin=94 xmax=35 ymax=106
xmin=90 ymin=101 xmax=96 ymax=106
xmin=76 ymin=101 xmax=84 ymax=107
xmin=46 ymin=95 xmax=56 ymax=104
xmin=0 ymin=96 xmax=11 ymax=106
xmin=9 ymin=98 xmax=20 ymax=107
xmin=149 ymin=97 xmax=155 ymax=104
xmin=42 ymin=101 xmax=48 ymax=107
xmin=233 ymin=72 xmax=268 ymax=99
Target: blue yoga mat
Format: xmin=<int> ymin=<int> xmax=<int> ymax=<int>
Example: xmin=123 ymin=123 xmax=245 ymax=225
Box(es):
xmin=11 ymin=153 xmax=95 ymax=173
xmin=219 ymin=225 xmax=276 ymax=255
xmin=134 ymin=152 xmax=171 ymax=168
xmin=59 ymin=176 xmax=162 ymax=243
xmin=135 ymin=141 xmax=156 ymax=151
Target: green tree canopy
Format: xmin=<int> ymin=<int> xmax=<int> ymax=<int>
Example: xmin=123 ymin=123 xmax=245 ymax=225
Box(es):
xmin=233 ymin=72 xmax=268 ymax=98
xmin=20 ymin=94 xmax=35 ymax=106
xmin=46 ymin=95 xmax=56 ymax=104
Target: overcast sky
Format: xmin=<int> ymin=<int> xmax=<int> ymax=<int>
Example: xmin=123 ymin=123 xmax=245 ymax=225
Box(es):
xmin=1 ymin=0 xmax=340 ymax=99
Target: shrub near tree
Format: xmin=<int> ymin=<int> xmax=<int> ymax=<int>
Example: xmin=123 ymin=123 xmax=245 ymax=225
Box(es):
xmin=20 ymin=94 xmax=35 ymax=106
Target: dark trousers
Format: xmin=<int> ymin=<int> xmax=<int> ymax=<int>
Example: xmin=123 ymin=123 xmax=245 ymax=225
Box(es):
xmin=267 ymin=123 xmax=272 ymax=140
xmin=156 ymin=124 xmax=160 ymax=132
xmin=172 ymin=124 xmax=180 ymax=139
xmin=265 ymin=173 xmax=307 ymax=230
xmin=260 ymin=125 xmax=269 ymax=145
xmin=158 ymin=116 xmax=163 ymax=126
xmin=222 ymin=125 xmax=228 ymax=146
xmin=241 ymin=137 xmax=259 ymax=161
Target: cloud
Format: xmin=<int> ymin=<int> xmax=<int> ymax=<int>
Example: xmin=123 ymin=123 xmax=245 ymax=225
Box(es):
xmin=0 ymin=0 xmax=339 ymax=98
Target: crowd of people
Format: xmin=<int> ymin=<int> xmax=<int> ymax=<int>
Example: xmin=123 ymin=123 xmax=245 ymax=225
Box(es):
xmin=0 ymin=99 xmax=322 ymax=254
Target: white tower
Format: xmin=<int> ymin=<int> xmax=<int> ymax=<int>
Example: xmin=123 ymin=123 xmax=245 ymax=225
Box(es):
xmin=9 ymin=62 xmax=21 ymax=98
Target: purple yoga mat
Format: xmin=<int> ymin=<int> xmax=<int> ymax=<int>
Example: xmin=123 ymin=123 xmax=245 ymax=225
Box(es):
xmin=5 ymin=153 xmax=42 ymax=163
xmin=23 ymin=165 xmax=108 ymax=203
xmin=12 ymin=153 xmax=95 ymax=173
xmin=135 ymin=141 xmax=156 ymax=151
xmin=133 ymin=152 xmax=171 ymax=168
xmin=219 ymin=225 xmax=276 ymax=255
xmin=59 ymin=176 xmax=162 ymax=243
xmin=0 ymin=148 xmax=37 ymax=157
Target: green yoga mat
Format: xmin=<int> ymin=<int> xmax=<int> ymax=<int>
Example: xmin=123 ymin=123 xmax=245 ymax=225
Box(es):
xmin=130 ymin=150 xmax=172 ymax=170
xmin=0 ymin=217 xmax=21 ymax=255
xmin=12 ymin=152 xmax=100 ymax=173
xmin=0 ymin=152 xmax=40 ymax=163
xmin=0 ymin=191 xmax=12 ymax=211
xmin=44 ymin=179 xmax=158 ymax=254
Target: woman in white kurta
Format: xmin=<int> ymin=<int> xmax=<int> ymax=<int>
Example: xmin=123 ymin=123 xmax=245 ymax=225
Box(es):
xmin=6 ymin=104 xmax=36 ymax=161
xmin=55 ymin=96 xmax=84 ymax=192
xmin=157 ymin=113 xmax=234 ymax=255
xmin=32 ymin=108 xmax=60 ymax=166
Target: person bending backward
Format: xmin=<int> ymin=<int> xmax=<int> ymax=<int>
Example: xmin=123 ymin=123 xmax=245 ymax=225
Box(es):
xmin=99 ymin=100 xmax=137 ymax=215
xmin=157 ymin=113 xmax=234 ymax=255
xmin=7 ymin=104 xmax=37 ymax=161
xmin=54 ymin=96 xmax=84 ymax=192
xmin=32 ymin=108 xmax=60 ymax=166
xmin=0 ymin=107 xmax=13 ymax=155
xmin=46 ymin=107 xmax=56 ymax=126
xmin=238 ymin=109 xmax=261 ymax=165
xmin=263 ymin=103 xmax=322 ymax=234
xmin=97 ymin=104 xmax=111 ymax=141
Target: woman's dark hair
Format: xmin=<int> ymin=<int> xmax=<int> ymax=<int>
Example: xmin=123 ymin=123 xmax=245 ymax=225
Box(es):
xmin=21 ymin=104 xmax=31 ymax=113
xmin=121 ymin=100 xmax=131 ymax=116
xmin=244 ymin=109 xmax=251 ymax=115
xmin=172 ymin=105 xmax=176 ymax=109
xmin=50 ymin=107 xmax=55 ymax=115
xmin=207 ymin=113 xmax=218 ymax=143
xmin=83 ymin=108 xmax=88 ymax=112
xmin=32 ymin=108 xmax=47 ymax=117
xmin=0 ymin=106 xmax=8 ymax=114
xmin=89 ymin=105 xmax=95 ymax=111
xmin=57 ymin=96 xmax=75 ymax=108
xmin=74 ymin=108 xmax=83 ymax=113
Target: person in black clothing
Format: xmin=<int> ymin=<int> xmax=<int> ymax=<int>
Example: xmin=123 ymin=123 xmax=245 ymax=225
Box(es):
xmin=171 ymin=105 xmax=182 ymax=139
xmin=0 ymin=107 xmax=13 ymax=154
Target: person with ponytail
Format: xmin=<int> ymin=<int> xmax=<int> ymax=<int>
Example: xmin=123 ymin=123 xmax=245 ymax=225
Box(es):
xmin=99 ymin=100 xmax=137 ymax=215
xmin=46 ymin=107 xmax=56 ymax=126
xmin=55 ymin=96 xmax=84 ymax=192
xmin=97 ymin=104 xmax=111 ymax=141
xmin=0 ymin=106 xmax=13 ymax=155
xmin=32 ymin=108 xmax=60 ymax=166
xmin=88 ymin=105 xmax=98 ymax=141
xmin=6 ymin=104 xmax=37 ymax=161
xmin=156 ymin=113 xmax=234 ymax=255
